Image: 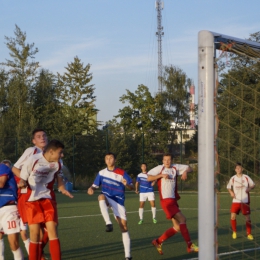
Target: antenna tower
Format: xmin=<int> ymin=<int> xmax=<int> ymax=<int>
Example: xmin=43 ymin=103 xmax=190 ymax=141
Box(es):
xmin=155 ymin=0 xmax=164 ymax=92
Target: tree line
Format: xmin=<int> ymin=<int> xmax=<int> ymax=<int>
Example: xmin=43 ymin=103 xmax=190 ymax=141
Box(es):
xmin=1 ymin=25 xmax=198 ymax=185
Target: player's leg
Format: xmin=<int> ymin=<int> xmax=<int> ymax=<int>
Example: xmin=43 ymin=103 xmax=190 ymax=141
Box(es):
xmin=7 ymin=233 xmax=23 ymax=260
xmin=230 ymin=202 xmax=239 ymax=239
xmin=173 ymin=211 xmax=198 ymax=253
xmin=149 ymin=192 xmax=156 ymax=223
xmin=40 ymin=225 xmax=49 ymax=260
xmin=28 ymin=223 xmax=41 ymax=260
xmin=138 ymin=198 xmax=145 ymax=224
xmin=19 ymin=219 xmax=29 ymax=255
xmin=111 ymin=200 xmax=131 ymax=259
xmin=116 ymin=217 xmax=131 ymax=260
xmin=0 ymin=232 xmax=4 ymax=260
xmin=242 ymin=201 xmax=253 ymax=240
xmin=2 ymin=206 xmax=23 ymax=260
xmin=98 ymin=194 xmax=113 ymax=232
xmin=45 ymin=221 xmax=61 ymax=260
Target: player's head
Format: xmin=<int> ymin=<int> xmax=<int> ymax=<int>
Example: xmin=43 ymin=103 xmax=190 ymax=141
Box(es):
xmin=141 ymin=163 xmax=147 ymax=172
xmin=1 ymin=160 xmax=12 ymax=168
xmin=32 ymin=128 xmax=48 ymax=149
xmin=163 ymin=153 xmax=172 ymax=168
xmin=44 ymin=139 xmax=64 ymax=162
xmin=105 ymin=152 xmax=116 ymax=168
xmin=235 ymin=162 xmax=243 ymax=174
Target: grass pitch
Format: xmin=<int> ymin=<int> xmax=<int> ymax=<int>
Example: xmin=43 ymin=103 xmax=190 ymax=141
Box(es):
xmin=3 ymin=192 xmax=260 ymax=259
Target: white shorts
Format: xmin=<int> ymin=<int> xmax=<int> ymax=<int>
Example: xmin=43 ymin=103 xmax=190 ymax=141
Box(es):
xmin=106 ymin=196 xmax=127 ymax=221
xmin=0 ymin=205 xmax=21 ymax=235
xmin=139 ymin=192 xmax=155 ymax=202
xmin=20 ymin=217 xmax=27 ymax=231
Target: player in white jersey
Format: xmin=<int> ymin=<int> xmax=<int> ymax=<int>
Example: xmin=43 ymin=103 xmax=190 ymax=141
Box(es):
xmin=227 ymin=162 xmax=255 ymax=240
xmin=135 ymin=163 xmax=157 ymax=224
xmin=88 ymin=152 xmax=134 ymax=260
xmin=147 ymin=153 xmax=198 ymax=255
xmin=19 ymin=139 xmax=73 ymax=260
xmin=12 ymin=128 xmax=48 ymax=259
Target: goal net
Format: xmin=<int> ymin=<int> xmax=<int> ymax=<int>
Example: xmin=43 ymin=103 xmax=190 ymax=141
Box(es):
xmin=198 ymin=31 xmax=260 ymax=260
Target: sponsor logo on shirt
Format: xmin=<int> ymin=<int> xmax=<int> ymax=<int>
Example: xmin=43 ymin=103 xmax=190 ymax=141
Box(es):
xmin=103 ymin=179 xmax=120 ymax=186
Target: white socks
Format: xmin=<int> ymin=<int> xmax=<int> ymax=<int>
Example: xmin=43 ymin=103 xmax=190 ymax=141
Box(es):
xmin=122 ymin=231 xmax=131 ymax=258
xmin=12 ymin=248 xmax=24 ymax=260
xmin=23 ymin=238 xmax=30 ymax=254
xmin=139 ymin=207 xmax=156 ymax=219
xmin=139 ymin=208 xmax=144 ymax=220
xmin=99 ymin=200 xmax=112 ymax=225
xmin=0 ymin=239 xmax=4 ymax=260
xmin=152 ymin=207 xmax=156 ymax=219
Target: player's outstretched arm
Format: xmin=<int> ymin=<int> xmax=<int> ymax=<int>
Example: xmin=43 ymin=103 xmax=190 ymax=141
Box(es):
xmin=147 ymin=173 xmax=168 ymax=182
xmin=12 ymin=167 xmax=21 ymax=178
xmin=57 ymin=176 xmax=74 ymax=198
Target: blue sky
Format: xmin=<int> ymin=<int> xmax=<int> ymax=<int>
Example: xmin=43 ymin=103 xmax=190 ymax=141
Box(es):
xmin=1 ymin=1 xmax=259 ymax=125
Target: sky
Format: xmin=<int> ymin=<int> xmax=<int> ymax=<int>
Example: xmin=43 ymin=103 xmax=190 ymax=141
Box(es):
xmin=1 ymin=0 xmax=260 ymax=125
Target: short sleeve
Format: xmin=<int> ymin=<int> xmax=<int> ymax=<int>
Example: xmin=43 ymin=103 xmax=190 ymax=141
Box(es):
xmin=148 ymin=165 xmax=162 ymax=176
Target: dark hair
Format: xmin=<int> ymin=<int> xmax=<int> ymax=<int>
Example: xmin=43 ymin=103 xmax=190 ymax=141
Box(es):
xmin=105 ymin=152 xmax=116 ymax=159
xmin=1 ymin=160 xmax=12 ymax=167
xmin=141 ymin=162 xmax=147 ymax=166
xmin=236 ymin=162 xmax=242 ymax=167
xmin=163 ymin=153 xmax=172 ymax=159
xmin=32 ymin=128 xmax=47 ymax=139
xmin=44 ymin=139 xmax=64 ymax=152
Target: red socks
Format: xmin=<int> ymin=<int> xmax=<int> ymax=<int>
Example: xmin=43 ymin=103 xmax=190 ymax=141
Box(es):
xmin=29 ymin=242 xmax=39 ymax=260
xmin=179 ymin=223 xmax=192 ymax=247
xmin=246 ymin=220 xmax=251 ymax=235
xmin=49 ymin=238 xmax=61 ymax=260
xmin=231 ymin=219 xmax=237 ymax=232
xmin=158 ymin=227 xmax=178 ymax=244
xmin=41 ymin=228 xmax=49 ymax=250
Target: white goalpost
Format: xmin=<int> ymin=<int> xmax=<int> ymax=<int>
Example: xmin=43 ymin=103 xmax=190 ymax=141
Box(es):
xmin=198 ymin=30 xmax=260 ymax=260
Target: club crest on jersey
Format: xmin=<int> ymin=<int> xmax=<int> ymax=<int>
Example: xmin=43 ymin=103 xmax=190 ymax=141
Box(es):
xmin=49 ymin=163 xmax=56 ymax=168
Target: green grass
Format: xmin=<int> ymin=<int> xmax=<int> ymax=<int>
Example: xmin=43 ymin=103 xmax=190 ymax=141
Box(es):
xmin=2 ymin=192 xmax=260 ymax=259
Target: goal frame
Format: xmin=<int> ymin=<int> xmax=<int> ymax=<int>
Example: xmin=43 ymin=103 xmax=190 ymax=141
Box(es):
xmin=198 ymin=30 xmax=260 ymax=260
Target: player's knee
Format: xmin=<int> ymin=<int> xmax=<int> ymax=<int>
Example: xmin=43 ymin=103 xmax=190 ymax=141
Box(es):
xmin=98 ymin=194 xmax=106 ymax=201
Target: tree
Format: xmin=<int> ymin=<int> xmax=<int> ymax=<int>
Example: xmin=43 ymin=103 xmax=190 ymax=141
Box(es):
xmin=0 ymin=25 xmax=39 ymax=137
xmin=32 ymin=69 xmax=60 ymax=134
xmin=159 ymin=65 xmax=193 ymax=154
xmin=57 ymin=56 xmax=97 ymax=135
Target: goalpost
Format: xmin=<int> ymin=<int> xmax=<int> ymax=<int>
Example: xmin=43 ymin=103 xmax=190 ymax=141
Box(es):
xmin=198 ymin=30 xmax=260 ymax=260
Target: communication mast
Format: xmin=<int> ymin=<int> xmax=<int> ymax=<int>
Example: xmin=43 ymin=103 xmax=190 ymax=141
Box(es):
xmin=155 ymin=0 xmax=164 ymax=92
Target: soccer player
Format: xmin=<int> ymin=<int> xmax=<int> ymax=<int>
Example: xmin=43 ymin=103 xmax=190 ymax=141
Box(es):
xmin=227 ymin=162 xmax=255 ymax=240
xmin=0 ymin=162 xmax=24 ymax=260
xmin=18 ymin=139 xmax=73 ymax=260
xmin=135 ymin=163 xmax=157 ymax=224
xmin=87 ymin=152 xmax=134 ymax=260
xmin=12 ymin=128 xmax=48 ymax=258
xmin=147 ymin=153 xmax=198 ymax=255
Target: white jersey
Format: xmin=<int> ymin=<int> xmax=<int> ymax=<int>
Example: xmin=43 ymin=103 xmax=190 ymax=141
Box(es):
xmin=20 ymin=152 xmax=62 ymax=201
xmin=14 ymin=146 xmax=41 ymax=169
xmin=148 ymin=164 xmax=189 ymax=200
xmin=227 ymin=174 xmax=255 ymax=203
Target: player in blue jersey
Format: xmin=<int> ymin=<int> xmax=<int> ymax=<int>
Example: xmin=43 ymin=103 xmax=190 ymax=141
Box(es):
xmin=135 ymin=163 xmax=157 ymax=224
xmin=0 ymin=162 xmax=24 ymax=260
xmin=88 ymin=152 xmax=134 ymax=260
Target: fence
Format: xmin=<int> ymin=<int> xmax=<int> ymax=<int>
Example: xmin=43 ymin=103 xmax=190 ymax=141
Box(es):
xmin=0 ymin=129 xmax=198 ymax=190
